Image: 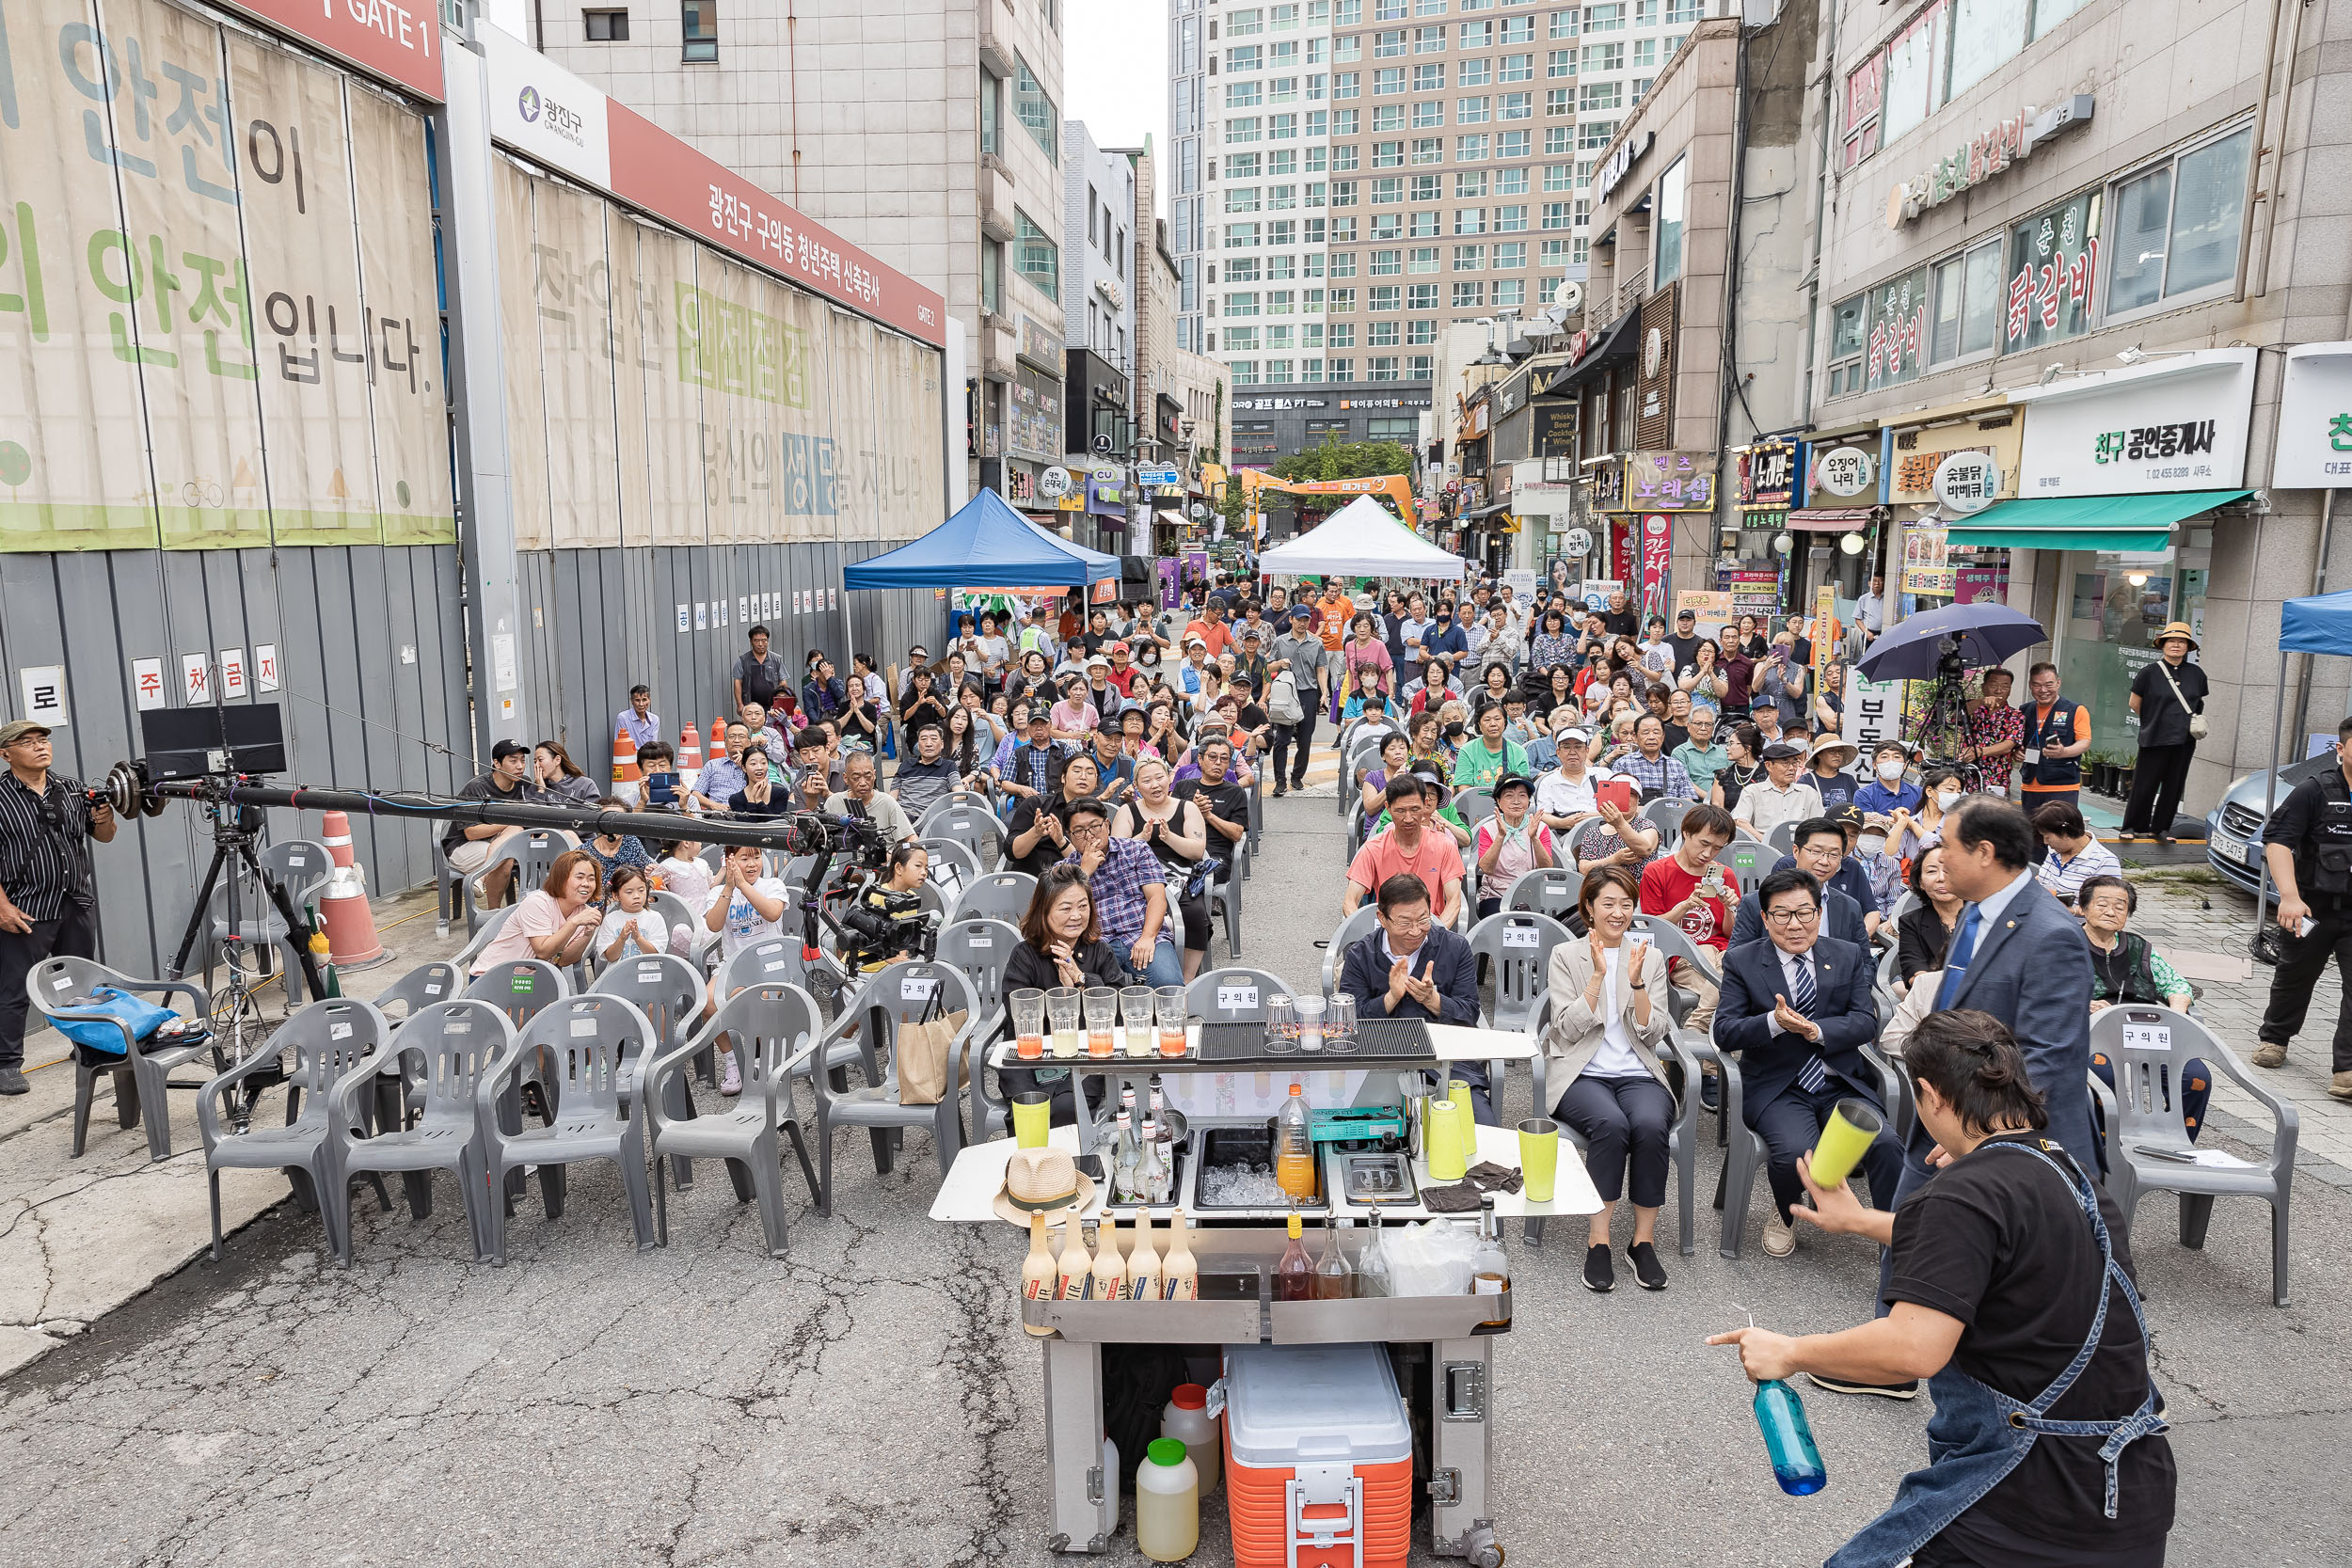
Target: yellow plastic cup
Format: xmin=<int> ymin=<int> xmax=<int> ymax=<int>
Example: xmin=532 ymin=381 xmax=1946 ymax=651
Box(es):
xmin=1517 ymin=1118 xmax=1560 ymax=1203
xmin=1426 ymin=1097 xmax=1469 ymax=1181
xmin=1809 ymin=1098 xmax=1885 ymax=1189
xmin=1011 ymin=1091 xmax=1053 ymax=1150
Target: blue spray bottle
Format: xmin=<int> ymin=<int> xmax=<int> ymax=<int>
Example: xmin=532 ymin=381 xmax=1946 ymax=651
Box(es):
xmin=1754 ymin=1378 xmax=1828 ymax=1496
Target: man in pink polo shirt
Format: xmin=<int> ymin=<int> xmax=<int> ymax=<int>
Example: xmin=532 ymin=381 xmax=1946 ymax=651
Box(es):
xmin=1343 ymin=773 xmax=1466 ymax=929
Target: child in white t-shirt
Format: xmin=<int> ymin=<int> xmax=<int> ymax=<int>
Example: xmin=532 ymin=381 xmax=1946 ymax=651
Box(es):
xmin=698 ymin=844 xmax=791 ymax=1097
xmin=594 ymin=865 xmax=672 ymax=964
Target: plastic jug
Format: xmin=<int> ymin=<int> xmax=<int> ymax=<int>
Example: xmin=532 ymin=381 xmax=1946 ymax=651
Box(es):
xmin=1136 ymin=1437 xmax=1200 ymax=1561
xmin=1161 ymin=1383 xmax=1222 ymax=1497
xmin=1275 ymin=1084 xmax=1317 ymax=1202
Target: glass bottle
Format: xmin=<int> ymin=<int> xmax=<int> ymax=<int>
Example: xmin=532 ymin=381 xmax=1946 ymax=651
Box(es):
xmin=1355 ymin=1212 xmax=1393 ymax=1299
xmin=1127 ymin=1211 xmax=1163 ymax=1301
xmin=1470 ymin=1194 xmax=1509 ymax=1324
xmin=1089 ymin=1216 xmax=1128 ymax=1302
xmin=1113 ymin=1110 xmax=1140 ymax=1203
xmin=1022 ymin=1212 xmax=1058 ymax=1335
xmin=1139 ymin=1117 xmax=1168 ymax=1206
xmin=1162 ymin=1209 xmax=1200 ymax=1302
xmin=1755 ymin=1379 xmax=1829 ymax=1496
xmin=1276 ymin=1212 xmax=1314 ymax=1302
xmin=1275 ymin=1083 xmax=1318 ymax=1203
xmin=1312 ymin=1217 xmax=1355 ymax=1299
xmin=1057 ymin=1215 xmax=1093 ymax=1302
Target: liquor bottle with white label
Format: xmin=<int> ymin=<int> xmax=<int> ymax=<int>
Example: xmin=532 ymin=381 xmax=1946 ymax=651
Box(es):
xmin=1127 ymin=1212 xmax=1162 ymax=1301
xmin=1162 ymin=1210 xmax=1200 ymax=1302
xmin=1089 ymin=1216 xmax=1128 ymax=1303
xmin=1022 ymin=1213 xmax=1057 ymax=1335
xmin=1057 ymin=1215 xmax=1094 ymax=1302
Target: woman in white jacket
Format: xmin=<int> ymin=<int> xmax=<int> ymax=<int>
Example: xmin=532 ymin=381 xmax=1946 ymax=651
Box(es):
xmin=1542 ymin=863 xmax=1677 ymax=1294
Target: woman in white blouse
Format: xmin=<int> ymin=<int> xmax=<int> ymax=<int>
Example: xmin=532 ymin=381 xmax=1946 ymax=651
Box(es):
xmin=1542 ymin=863 xmax=1676 ymax=1295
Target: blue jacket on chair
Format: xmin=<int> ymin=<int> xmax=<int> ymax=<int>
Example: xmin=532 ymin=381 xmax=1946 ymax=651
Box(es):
xmin=1714 ymin=934 xmax=1881 ymax=1118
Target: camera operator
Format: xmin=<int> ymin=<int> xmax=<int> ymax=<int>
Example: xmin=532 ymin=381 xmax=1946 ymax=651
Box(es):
xmin=2255 ymin=717 xmax=2352 ymax=1099
xmin=845 ymin=842 xmax=933 ymax=971
xmin=0 ymin=720 xmax=119 ymax=1096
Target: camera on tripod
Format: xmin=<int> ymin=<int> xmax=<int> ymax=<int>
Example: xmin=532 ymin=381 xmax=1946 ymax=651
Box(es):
xmin=838 ymin=885 xmax=940 ymax=968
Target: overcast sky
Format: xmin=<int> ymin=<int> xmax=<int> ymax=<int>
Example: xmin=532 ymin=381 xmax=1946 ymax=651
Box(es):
xmin=1064 ymin=0 xmax=1170 ymax=218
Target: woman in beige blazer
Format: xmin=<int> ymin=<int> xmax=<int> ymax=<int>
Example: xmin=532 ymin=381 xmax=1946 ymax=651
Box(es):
xmin=1543 ymin=863 xmax=1677 ymax=1293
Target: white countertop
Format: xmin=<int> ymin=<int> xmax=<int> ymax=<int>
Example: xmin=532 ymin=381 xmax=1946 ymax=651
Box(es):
xmin=930 ymin=1120 xmax=1602 ymax=1227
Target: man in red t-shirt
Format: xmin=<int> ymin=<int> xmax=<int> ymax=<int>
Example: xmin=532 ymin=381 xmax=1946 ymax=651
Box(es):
xmin=1638 ymin=800 xmax=1739 ymax=1035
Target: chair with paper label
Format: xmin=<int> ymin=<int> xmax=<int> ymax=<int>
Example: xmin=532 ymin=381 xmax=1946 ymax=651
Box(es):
xmin=1468 ymin=910 xmax=1571 ymax=1119
xmin=947 ymin=870 xmax=1037 ymax=927
xmin=1504 ymin=866 xmax=1581 ymax=926
xmin=1186 ymin=966 xmax=1291 ymax=1026
xmin=919 ymin=796 xmax=1009 ymax=871
xmin=589 ymin=951 xmax=707 ymax=1185
xmin=326 ymin=1000 xmax=516 ymax=1263
xmin=474 ymin=994 xmax=659 ymax=1264
xmin=808 ymin=959 xmax=983 ymax=1195
xmin=919 ymin=837 xmax=981 ymax=904
xmin=29 ymin=957 xmax=215 ymax=1163
xmin=2091 ymin=1005 xmax=2297 ymax=1307
xmin=1320 ymin=905 xmax=1383 ymax=1001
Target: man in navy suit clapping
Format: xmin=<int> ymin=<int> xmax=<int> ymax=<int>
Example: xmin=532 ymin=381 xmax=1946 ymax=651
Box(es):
xmin=1716 ymin=866 xmax=1901 ymax=1263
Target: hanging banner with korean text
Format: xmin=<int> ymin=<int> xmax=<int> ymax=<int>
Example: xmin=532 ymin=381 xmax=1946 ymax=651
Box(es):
xmin=1623 ymin=451 xmax=1717 ymax=512
xmin=532 ymin=178 xmax=624 ymax=548
xmin=496 ymin=159 xmax=554 ymax=550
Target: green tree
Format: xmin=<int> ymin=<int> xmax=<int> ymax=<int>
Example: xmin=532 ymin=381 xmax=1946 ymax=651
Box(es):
xmin=1271 ymin=435 xmax=1415 ymax=483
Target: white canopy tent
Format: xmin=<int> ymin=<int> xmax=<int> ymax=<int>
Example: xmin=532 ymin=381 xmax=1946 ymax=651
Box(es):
xmin=1256 ymin=494 xmax=1467 ymax=579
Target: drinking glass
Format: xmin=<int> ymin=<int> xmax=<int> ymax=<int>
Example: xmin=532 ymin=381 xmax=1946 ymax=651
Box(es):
xmin=1012 ymin=1091 xmax=1053 ymax=1149
xmin=1297 ymin=993 xmax=1326 ymax=1053
xmin=1326 ymin=993 xmax=1359 ymax=1054
xmin=1084 ymin=988 xmax=1120 ymax=1058
xmin=1047 ymin=988 xmax=1082 ymax=1059
xmin=1263 ymin=994 xmax=1296 ymax=1054
xmin=1155 ymin=986 xmax=1189 ymax=1057
xmin=1121 ymin=986 xmax=1156 ymax=1057
xmin=1010 ymin=989 xmax=1047 ymax=1061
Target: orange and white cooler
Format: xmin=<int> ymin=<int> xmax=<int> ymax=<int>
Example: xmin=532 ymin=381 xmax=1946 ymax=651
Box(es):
xmin=1222 ymin=1343 xmax=1413 ymax=1568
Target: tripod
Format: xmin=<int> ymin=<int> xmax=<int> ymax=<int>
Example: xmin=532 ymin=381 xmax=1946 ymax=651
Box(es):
xmin=163 ymin=789 xmax=325 ymax=1128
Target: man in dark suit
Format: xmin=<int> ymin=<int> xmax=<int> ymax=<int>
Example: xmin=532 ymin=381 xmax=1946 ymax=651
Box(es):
xmin=1338 ymin=872 xmax=1487 ymax=1119
xmin=1715 ymin=867 xmax=1901 ymax=1262
xmin=1728 ymin=847 xmax=1871 ymax=949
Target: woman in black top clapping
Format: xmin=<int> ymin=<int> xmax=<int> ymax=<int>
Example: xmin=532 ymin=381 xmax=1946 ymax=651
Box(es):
xmin=898 ymin=663 xmax=950 ymax=736
xmin=999 ymin=864 xmax=1126 ymax=1122
xmin=1895 ymin=842 xmax=1965 ymax=995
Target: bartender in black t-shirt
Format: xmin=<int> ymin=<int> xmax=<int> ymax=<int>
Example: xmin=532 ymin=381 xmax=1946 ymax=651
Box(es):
xmin=1710 ymin=1008 xmax=2173 ymax=1568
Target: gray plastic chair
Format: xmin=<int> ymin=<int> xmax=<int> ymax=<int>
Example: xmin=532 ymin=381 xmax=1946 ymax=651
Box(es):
xmin=429 ymin=834 xmax=482 ymax=937
xmin=644 ymin=981 xmax=825 ymax=1254
xmin=328 ymin=1000 xmax=516 ymax=1263
xmin=1467 ymin=911 xmax=1570 ymax=1034
xmin=2092 ymin=1006 xmax=2298 ymax=1307
xmin=1208 ymin=844 xmax=1246 ymax=958
xmin=464 ymin=959 xmax=571 ymax=1034
xmin=920 ymin=837 xmax=981 ymax=901
xmin=1186 ymin=966 xmax=1292 ymax=1025
xmin=450 ymin=907 xmax=514 ymax=973
xmin=1321 ymin=905 xmax=1383 ymax=999
xmin=810 ymin=959 xmax=982 ymax=1198
xmin=1454 ymin=789 xmax=1497 ymax=830
xmin=918 ymin=797 xmax=1008 ymax=870
xmin=1692 ymin=1018 xmax=1907 ymax=1261
xmin=1627 ymin=913 xmax=1722 ymax=1032
xmin=1722 ymin=838 xmax=1773 ymax=885
xmin=1504 ymin=866 xmax=1581 ymax=924
xmin=1526 ymin=992 xmax=1707 ymax=1257
xmin=475 ymin=995 xmax=659 ymax=1264
xmin=484 ymin=829 xmax=576 ymax=900
xmin=202 ymin=838 xmax=333 ymax=1011
xmin=1765 ymin=819 xmax=1798 ymax=857
xmin=935 ymin=916 xmax=1025 ymax=1143
xmin=28 ymin=957 xmax=215 ymax=1162
xmin=947 ymin=869 xmax=1037 ymax=926
xmin=1643 ymin=798 xmax=1692 ymax=847
xmin=197 ymin=998 xmax=392 ymax=1261
xmin=648 ymin=890 xmax=705 ymax=964
xmin=589 ymin=951 xmax=707 ymax=1185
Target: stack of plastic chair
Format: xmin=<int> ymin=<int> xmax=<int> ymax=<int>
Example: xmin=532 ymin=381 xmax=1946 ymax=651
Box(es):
xmin=474 ymin=994 xmax=659 ymax=1264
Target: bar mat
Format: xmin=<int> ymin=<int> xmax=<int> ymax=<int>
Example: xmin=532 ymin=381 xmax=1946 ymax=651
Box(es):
xmin=1196 ymin=1018 xmax=1435 ymax=1062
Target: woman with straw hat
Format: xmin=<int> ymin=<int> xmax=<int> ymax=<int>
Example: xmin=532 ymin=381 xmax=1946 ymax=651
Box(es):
xmin=2121 ymin=622 xmax=2208 ymax=846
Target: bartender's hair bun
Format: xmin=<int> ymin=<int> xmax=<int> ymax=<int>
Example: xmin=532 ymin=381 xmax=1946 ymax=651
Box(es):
xmin=1907 ymin=1009 xmax=2048 ymax=1135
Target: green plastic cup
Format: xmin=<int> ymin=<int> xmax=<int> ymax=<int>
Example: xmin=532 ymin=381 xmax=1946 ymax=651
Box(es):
xmin=1809 ymin=1098 xmax=1884 ymax=1189
xmin=1011 ymin=1091 xmax=1053 ymax=1150
xmin=1517 ymin=1117 xmax=1561 ymax=1203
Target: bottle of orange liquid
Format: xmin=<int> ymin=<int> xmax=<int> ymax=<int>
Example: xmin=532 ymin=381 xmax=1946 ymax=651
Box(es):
xmin=1275 ymin=1083 xmax=1318 ymax=1203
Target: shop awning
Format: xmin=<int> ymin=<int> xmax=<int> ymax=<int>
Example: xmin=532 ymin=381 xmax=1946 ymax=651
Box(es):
xmin=1155 ymin=509 xmax=1187 ymax=529
xmin=1947 ymin=489 xmax=2251 ymax=554
xmin=1461 ymin=499 xmax=1513 ymax=520
xmin=1787 ymin=507 xmax=1876 ymax=531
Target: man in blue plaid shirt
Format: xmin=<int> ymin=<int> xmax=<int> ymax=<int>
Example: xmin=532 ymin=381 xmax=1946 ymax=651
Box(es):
xmin=1062 ymin=798 xmax=1184 ymax=985
xmin=1614 ymin=715 xmax=1697 ymax=801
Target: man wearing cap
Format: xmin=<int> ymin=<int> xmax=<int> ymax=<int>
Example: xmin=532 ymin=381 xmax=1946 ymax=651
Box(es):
xmin=441 ymin=738 xmax=548 ymax=912
xmin=0 ymin=721 xmax=120 ymax=1095
xmin=1232 ymin=625 xmax=1271 ymax=700
xmin=1664 ymin=606 xmax=1707 ymax=673
xmin=1087 ymin=713 xmax=1136 ymax=802
xmin=1178 ymin=636 xmax=1215 ymax=701
xmin=1104 ymin=641 xmax=1139 ymax=702
xmin=1731 ymin=740 xmax=1824 ymax=839
xmin=998 ymin=706 xmax=1072 ymax=802
xmin=1270 ymin=605 xmax=1334 ymax=797
xmin=2122 ymin=622 xmax=2208 ymax=844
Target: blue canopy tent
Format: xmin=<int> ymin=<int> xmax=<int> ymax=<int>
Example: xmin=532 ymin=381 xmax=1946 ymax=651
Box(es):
xmin=2254 ymin=590 xmax=2352 ymax=929
xmin=842 ymin=488 xmax=1122 ymax=591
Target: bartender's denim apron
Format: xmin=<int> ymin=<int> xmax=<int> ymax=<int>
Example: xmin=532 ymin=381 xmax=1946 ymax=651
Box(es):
xmin=1826 ymin=1140 xmax=2168 ymax=1568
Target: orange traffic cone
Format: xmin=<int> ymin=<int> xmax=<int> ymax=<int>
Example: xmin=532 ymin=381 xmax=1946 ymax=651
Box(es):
xmin=709 ymin=715 xmax=726 ymax=759
xmin=313 ymin=810 xmax=391 ymax=970
xmin=612 ymin=721 xmax=641 ymax=803
xmin=678 ymin=721 xmax=703 ymax=773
